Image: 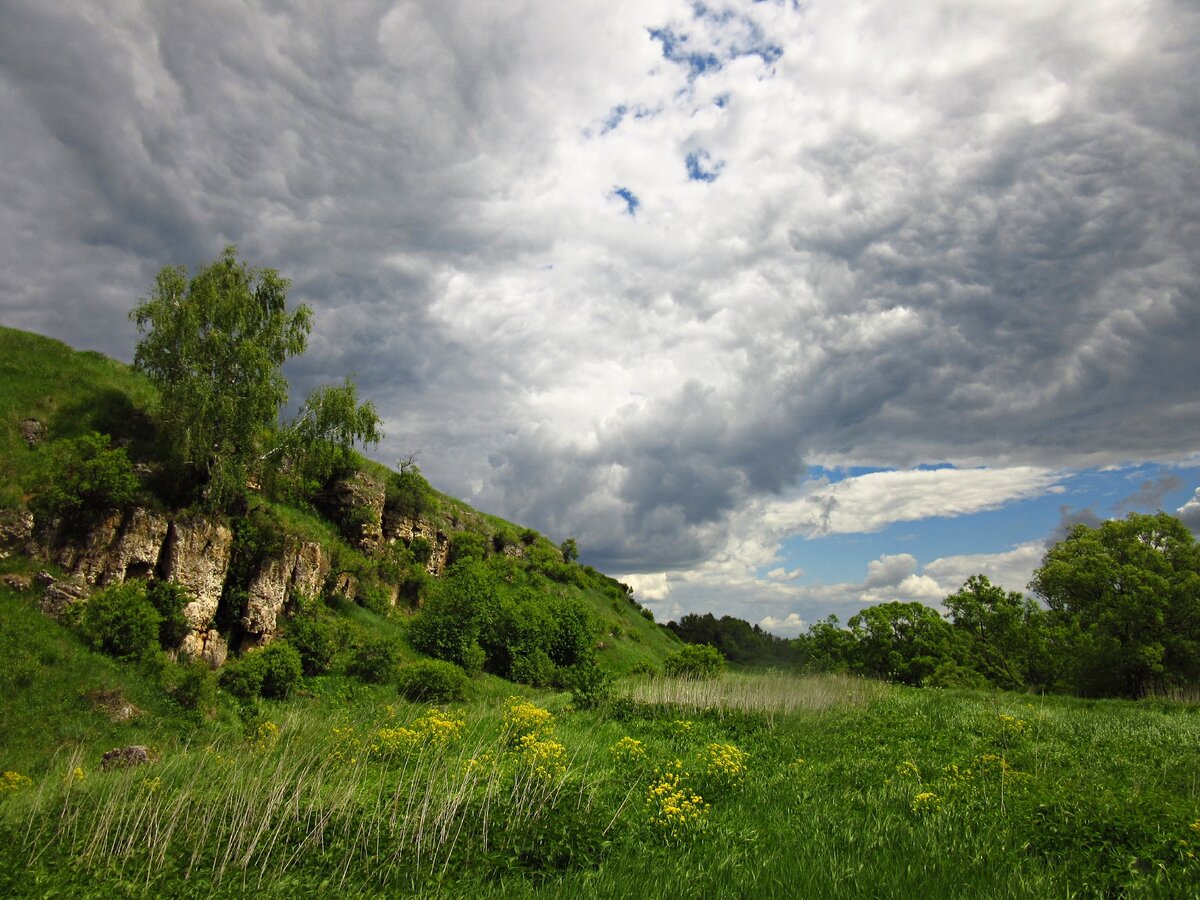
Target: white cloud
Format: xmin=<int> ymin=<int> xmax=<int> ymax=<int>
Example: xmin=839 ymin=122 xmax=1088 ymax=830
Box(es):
xmin=1176 ymin=488 xmax=1200 ymax=535
xmin=759 ymin=613 xmax=807 ymax=637
xmin=760 ymin=468 xmax=1064 ymax=538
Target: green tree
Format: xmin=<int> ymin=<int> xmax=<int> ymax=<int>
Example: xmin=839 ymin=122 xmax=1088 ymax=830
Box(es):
xmin=942 ymin=575 xmax=1050 ymax=690
xmin=1030 ymin=512 xmax=1200 ymax=697
xmin=847 ymin=601 xmax=954 ymax=685
xmin=131 ymin=247 xmax=381 ymax=509
xmin=132 ymin=247 xmax=311 ymax=508
xmin=31 ymin=432 xmax=140 ymax=524
xmin=559 ymin=537 xmax=579 ymax=562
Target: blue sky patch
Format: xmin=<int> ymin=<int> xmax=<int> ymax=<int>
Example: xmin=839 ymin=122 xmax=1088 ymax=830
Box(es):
xmin=612 ymin=186 xmax=640 ymax=216
xmin=685 ymin=149 xmax=725 ymax=182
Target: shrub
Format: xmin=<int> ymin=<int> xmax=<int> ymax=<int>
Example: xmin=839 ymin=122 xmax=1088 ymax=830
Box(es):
xmin=664 ymin=643 xmax=725 ymax=679
xmin=285 ymin=604 xmax=339 ymax=675
xmin=258 ymin=642 xmax=303 ymax=699
xmin=170 ymin=659 xmax=217 ymax=713
xmin=78 ymin=582 xmax=161 ymax=661
xmin=448 ymin=532 xmax=487 ymax=565
xmin=145 ymin=581 xmax=191 ymax=648
xmin=219 ymin=642 xmax=303 ymax=700
xmin=31 ymin=432 xmax=140 ymax=524
xmin=563 ymin=662 xmax=613 ymax=709
xmin=509 ymin=648 xmax=557 ymax=688
xmin=396 ymin=660 xmax=470 ymax=701
xmin=346 ymin=636 xmax=402 ymax=683
xmin=386 ymin=466 xmax=435 ymax=519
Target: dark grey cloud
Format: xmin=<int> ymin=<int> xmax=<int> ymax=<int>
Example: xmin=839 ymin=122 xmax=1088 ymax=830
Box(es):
xmin=1 ymin=0 xmax=1197 ymax=587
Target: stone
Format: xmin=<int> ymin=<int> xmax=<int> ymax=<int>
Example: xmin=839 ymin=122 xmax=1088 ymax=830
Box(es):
xmin=0 ymin=507 xmax=33 ymax=559
xmin=101 ymin=507 xmax=169 ymax=584
xmin=178 ymin=628 xmax=228 ymax=669
xmin=55 ymin=510 xmax=124 ymax=583
xmin=330 ymin=571 xmax=358 ymax=601
xmin=1 ymin=573 xmax=32 ymax=591
xmin=163 ymin=516 xmax=233 ymax=632
xmin=383 ymin=513 xmax=451 ymax=576
xmin=18 ymin=418 xmax=45 ymax=447
xmin=101 ymin=745 xmax=152 ymax=771
xmin=37 ymin=572 xmax=89 ymax=619
xmin=86 ymin=689 xmax=142 ymax=722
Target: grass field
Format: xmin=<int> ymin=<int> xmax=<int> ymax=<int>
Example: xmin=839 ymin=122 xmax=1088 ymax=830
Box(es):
xmin=3 ymin=581 xmax=1198 ymax=899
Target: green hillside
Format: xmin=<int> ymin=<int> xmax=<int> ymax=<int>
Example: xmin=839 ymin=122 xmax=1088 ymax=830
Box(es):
xmin=0 ymin=324 xmax=678 ymax=683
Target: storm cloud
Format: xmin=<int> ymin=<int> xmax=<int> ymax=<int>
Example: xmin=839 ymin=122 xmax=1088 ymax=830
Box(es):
xmin=1 ymin=0 xmax=1197 ymax=620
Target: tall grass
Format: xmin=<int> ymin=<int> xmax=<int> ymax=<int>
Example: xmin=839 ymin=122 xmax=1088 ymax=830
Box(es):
xmin=622 ymin=670 xmax=883 ymax=722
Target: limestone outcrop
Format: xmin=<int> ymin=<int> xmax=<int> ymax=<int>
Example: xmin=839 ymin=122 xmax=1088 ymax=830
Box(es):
xmin=240 ymin=537 xmax=330 ymax=642
xmin=384 ymin=513 xmax=451 ymax=576
xmin=321 ymin=472 xmax=385 ymax=553
xmin=0 ymin=507 xmax=33 ymax=559
xmin=163 ymin=515 xmax=233 ymax=633
xmin=53 ymin=507 xmax=169 ymax=586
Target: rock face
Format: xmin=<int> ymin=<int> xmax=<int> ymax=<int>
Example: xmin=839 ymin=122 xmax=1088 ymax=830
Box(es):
xmin=0 ymin=507 xmax=34 ymax=560
xmin=163 ymin=516 xmax=233 ymax=633
xmin=178 ymin=628 xmax=229 ymax=669
xmin=101 ymin=746 xmax=152 ymax=771
xmin=36 ymin=570 xmax=89 ymax=619
xmin=384 ymin=513 xmax=451 ymax=576
xmin=241 ymin=537 xmax=330 ymax=642
xmin=53 ymin=508 xmax=170 ymax=586
xmin=322 ymin=472 xmax=385 ymax=553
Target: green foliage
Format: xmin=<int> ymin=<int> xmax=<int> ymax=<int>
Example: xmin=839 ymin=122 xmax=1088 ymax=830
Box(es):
xmin=448 ymin=531 xmax=487 ymax=566
xmin=943 ymin=574 xmax=1049 ymax=690
xmin=218 ymin=642 xmax=303 ymax=701
xmin=131 ymin=246 xmax=312 ymax=509
xmin=560 ymin=537 xmax=579 ymax=562
xmin=283 ymin=601 xmax=339 ymax=676
xmin=168 ymin=659 xmax=217 ymax=714
xmin=408 ymin=561 xmax=491 ymax=674
xmin=1030 ymin=512 xmax=1200 ymax=697
xmin=30 ymin=432 xmax=140 ymax=524
xmin=78 ymin=582 xmax=161 ymax=661
xmin=346 ymin=636 xmax=402 ymax=684
xmin=563 ymin=662 xmax=613 ymax=708
xmin=847 ymin=601 xmax=954 ymax=685
xmin=664 ymin=643 xmax=725 ymax=679
xmin=257 ymin=642 xmax=303 ymax=699
xmin=385 ymin=463 xmax=436 ymax=519
xmin=145 ymin=581 xmax=191 ymax=649
xmin=395 ymin=659 xmax=470 ymax=702
xmin=668 ymin=612 xmax=797 ymax=666
xmin=277 ymin=380 xmax=382 ymax=488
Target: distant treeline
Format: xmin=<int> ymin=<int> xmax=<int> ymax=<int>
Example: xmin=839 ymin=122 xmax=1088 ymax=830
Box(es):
xmin=668 ymin=512 xmax=1200 ymax=700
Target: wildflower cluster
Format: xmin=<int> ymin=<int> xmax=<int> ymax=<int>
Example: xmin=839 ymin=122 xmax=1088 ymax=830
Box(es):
xmin=66 ymin=766 xmax=87 ymax=786
xmin=329 ymin=725 xmax=363 ymax=765
xmin=645 ymin=762 xmax=709 ymax=841
xmin=911 ymin=791 xmax=942 ymax=816
xmin=249 ymin=721 xmax=279 ymax=752
xmin=514 ymin=732 xmax=568 ymax=781
xmin=703 ymin=742 xmax=748 ymax=790
xmin=1 ymin=771 xmax=33 ymax=794
xmin=502 ymin=697 xmax=554 ymax=744
xmin=374 ymin=708 xmax=466 ymax=755
xmin=611 ymin=736 xmax=648 ymax=765
xmin=669 ymin=719 xmax=694 ymax=737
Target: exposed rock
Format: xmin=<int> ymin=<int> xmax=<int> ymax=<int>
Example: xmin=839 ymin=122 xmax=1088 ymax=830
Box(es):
xmin=241 ymin=537 xmax=330 ymax=640
xmin=103 ymin=507 xmax=169 ymax=584
xmin=37 ymin=571 xmax=88 ymax=619
xmin=330 ymin=571 xmax=358 ymax=602
xmin=0 ymin=507 xmax=33 ymax=559
xmin=19 ymin=417 xmax=45 ymax=447
xmin=54 ymin=510 xmax=123 ymax=582
xmin=86 ymin=689 xmax=142 ymax=723
xmin=322 ymin=472 xmax=385 ymax=553
xmin=178 ymin=629 xmax=228 ymax=669
xmin=163 ymin=516 xmax=233 ymax=632
xmin=383 ymin=513 xmax=451 ymax=576
xmin=502 ymin=543 xmax=526 ymax=559
xmin=1 ymin=573 xmax=32 ymax=591
xmin=101 ymin=745 xmax=152 ymax=771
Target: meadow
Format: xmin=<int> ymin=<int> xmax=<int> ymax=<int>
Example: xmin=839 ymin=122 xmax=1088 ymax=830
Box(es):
xmin=3 ymin=650 xmax=1198 ymax=898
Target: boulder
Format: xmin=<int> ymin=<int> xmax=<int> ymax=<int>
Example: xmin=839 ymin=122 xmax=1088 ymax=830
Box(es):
xmin=37 ymin=571 xmax=89 ymax=619
xmin=321 ymin=472 xmax=385 ymax=553
xmin=241 ymin=538 xmax=330 ymax=641
xmin=0 ymin=507 xmax=33 ymax=559
xmin=101 ymin=746 xmax=152 ymax=771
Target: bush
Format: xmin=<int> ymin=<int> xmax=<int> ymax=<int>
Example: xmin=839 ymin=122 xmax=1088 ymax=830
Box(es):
xmin=258 ymin=642 xmax=303 ymax=699
xmin=396 ymin=660 xmax=470 ymax=701
xmin=509 ymin=648 xmax=557 ymax=688
xmin=346 ymin=636 xmax=402 ymax=684
xmin=285 ymin=603 xmax=339 ymax=675
xmin=386 ymin=465 xmax=436 ymax=519
xmin=664 ymin=643 xmax=725 ymax=679
xmin=78 ymin=582 xmax=161 ymax=661
xmin=170 ymin=659 xmax=217 ymax=713
xmin=448 ymin=532 xmax=487 ymax=565
xmin=219 ymin=653 xmax=264 ymax=701
xmin=563 ymin=662 xmax=613 ymax=709
xmin=32 ymin=432 xmax=140 ymax=524
xmin=145 ymin=581 xmax=191 ymax=648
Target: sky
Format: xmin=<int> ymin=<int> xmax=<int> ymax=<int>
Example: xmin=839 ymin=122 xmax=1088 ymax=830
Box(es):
xmin=1 ymin=0 xmax=1198 ymax=635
